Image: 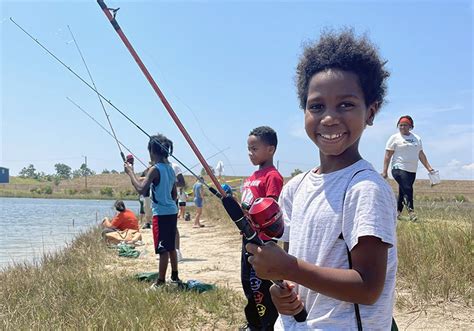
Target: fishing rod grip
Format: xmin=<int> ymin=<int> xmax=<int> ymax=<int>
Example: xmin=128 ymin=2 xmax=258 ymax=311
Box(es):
xmin=208 ymin=186 xmax=222 ymax=199
xmin=221 ymin=196 xmax=308 ymax=322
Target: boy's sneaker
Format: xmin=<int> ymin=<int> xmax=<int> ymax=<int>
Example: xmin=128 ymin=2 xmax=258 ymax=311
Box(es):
xmin=238 ymin=324 xmax=253 ymax=331
xmin=147 ymin=280 xmax=166 ymax=292
xmin=170 ymin=270 xmax=182 ymax=284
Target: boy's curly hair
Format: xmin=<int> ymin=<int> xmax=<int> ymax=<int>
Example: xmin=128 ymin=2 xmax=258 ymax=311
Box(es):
xmin=296 ymin=28 xmax=390 ymax=111
xmin=249 ymin=126 xmax=278 ymax=148
xmin=148 ymin=133 xmax=173 ymax=158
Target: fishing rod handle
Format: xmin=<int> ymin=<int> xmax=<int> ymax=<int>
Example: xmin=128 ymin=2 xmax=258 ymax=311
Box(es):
xmin=221 ymin=196 xmax=308 ymax=322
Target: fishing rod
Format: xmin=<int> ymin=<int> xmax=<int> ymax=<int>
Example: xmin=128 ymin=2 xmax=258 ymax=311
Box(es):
xmin=96 ymin=2 xmax=307 ymax=321
xmin=9 ymin=17 xmax=208 ymax=189
xmin=67 ymin=25 xmax=125 ymax=162
xmin=66 ymin=97 xmax=147 ymax=168
xmin=96 ymin=1 xmax=225 ymax=198
xmin=68 ymin=96 xmax=230 ymax=173
xmin=184 ymin=147 xmax=231 ymax=174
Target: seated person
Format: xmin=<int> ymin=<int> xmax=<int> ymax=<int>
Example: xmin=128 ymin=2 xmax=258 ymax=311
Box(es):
xmin=102 ymin=200 xmax=139 ymax=234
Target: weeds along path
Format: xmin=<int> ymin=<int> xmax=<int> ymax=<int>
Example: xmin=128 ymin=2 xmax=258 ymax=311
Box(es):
xmin=105 ymin=213 xmax=243 ymax=292
xmin=104 ymin=203 xmax=473 ymax=329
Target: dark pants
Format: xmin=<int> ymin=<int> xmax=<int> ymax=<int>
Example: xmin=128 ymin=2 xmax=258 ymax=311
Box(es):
xmin=392 ymin=169 xmax=416 ymax=212
xmin=241 ymin=237 xmax=278 ymax=330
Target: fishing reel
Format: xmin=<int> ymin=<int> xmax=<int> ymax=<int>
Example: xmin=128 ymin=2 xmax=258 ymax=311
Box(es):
xmin=126 ymin=154 xmax=134 ymax=166
xmin=247 ymin=197 xmax=284 ymax=239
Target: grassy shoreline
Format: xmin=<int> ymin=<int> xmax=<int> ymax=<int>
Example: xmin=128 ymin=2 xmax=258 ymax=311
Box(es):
xmin=1 ymin=185 xmax=472 ymax=327
xmin=0 ymin=189 xmax=134 ymax=200
xmin=0 ymin=227 xmax=245 ymax=329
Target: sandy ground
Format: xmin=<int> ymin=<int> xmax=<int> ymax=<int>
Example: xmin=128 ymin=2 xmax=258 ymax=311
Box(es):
xmin=107 ymin=217 xmax=473 ymax=330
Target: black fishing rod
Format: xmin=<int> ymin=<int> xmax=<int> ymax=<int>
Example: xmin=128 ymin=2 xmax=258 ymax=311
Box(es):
xmin=67 ymin=25 xmax=125 ymax=162
xmin=68 ymin=96 xmax=230 ymax=173
xmin=9 ymin=17 xmax=207 ymax=188
xmin=66 ymin=97 xmax=147 ymax=168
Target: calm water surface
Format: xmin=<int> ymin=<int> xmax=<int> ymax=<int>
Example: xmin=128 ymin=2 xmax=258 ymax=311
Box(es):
xmin=0 ymin=197 xmax=139 ymax=270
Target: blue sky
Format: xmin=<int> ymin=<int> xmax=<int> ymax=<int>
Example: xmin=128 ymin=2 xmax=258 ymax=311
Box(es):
xmin=1 ymin=0 xmax=473 ymax=180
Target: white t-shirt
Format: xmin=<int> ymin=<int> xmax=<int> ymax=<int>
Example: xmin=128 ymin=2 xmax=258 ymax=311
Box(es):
xmin=385 ymin=132 xmax=422 ymax=173
xmin=171 ymin=163 xmax=183 ymax=176
xmin=177 ymin=190 xmax=187 ymax=203
xmin=277 ymin=159 xmax=397 ymax=330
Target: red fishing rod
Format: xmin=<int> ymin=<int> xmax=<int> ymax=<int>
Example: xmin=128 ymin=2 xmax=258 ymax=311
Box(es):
xmin=96 ymin=2 xmax=307 ymax=322
xmin=97 ymin=0 xmax=225 ymax=198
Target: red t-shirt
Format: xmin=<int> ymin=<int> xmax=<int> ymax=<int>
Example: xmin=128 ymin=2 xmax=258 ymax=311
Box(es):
xmin=111 ymin=209 xmax=139 ymax=231
xmin=241 ymin=166 xmax=283 ymax=240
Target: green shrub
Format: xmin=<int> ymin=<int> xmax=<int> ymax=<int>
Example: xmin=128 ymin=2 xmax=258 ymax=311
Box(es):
xmin=29 ymin=187 xmax=41 ymax=194
xmin=42 ymin=186 xmax=53 ymax=194
xmin=67 ymin=189 xmax=78 ymax=195
xmin=454 ymin=194 xmax=467 ymax=202
xmin=119 ymin=189 xmax=135 ymax=198
xmin=100 ymin=187 xmax=114 ymax=197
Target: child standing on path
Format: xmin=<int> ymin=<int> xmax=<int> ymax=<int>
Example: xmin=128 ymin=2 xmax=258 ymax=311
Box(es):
xmin=125 ymin=134 xmax=180 ymax=286
xmin=246 ymin=29 xmax=397 ymax=330
xmin=177 ymin=187 xmax=188 ymax=219
xmin=240 ymin=126 xmax=283 ymax=331
xmin=192 ymin=177 xmax=205 ymax=228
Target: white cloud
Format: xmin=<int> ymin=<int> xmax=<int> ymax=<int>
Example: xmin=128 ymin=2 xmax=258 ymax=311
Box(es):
xmin=431 ymin=159 xmax=474 ymax=180
xmin=462 ymin=163 xmax=474 ymax=171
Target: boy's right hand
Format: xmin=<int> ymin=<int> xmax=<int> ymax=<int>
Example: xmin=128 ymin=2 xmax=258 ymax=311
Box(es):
xmin=270 ymin=281 xmax=304 ymax=316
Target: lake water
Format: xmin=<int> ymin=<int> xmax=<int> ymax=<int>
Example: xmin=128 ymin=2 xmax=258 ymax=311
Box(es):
xmin=0 ymin=197 xmax=139 ymax=270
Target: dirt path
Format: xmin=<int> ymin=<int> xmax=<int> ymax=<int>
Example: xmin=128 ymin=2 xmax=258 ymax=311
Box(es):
xmin=108 ymin=217 xmax=472 ymax=330
xmin=108 ymin=217 xmax=243 ymax=291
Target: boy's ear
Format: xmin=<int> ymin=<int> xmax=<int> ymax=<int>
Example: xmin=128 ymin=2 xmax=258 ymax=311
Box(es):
xmin=268 ymin=145 xmax=276 ymax=155
xmin=366 ymin=102 xmax=379 ymax=126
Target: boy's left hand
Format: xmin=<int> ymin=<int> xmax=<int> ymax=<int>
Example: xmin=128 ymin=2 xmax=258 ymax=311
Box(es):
xmin=246 ymin=241 xmax=295 ymax=280
xmin=124 ymin=162 xmax=134 ymax=175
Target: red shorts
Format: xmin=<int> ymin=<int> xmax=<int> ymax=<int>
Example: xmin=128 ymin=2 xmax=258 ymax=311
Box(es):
xmin=152 ymin=214 xmax=178 ymax=254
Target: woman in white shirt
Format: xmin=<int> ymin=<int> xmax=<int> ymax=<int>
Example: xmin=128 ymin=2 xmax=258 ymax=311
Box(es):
xmin=382 ymin=115 xmax=434 ymax=220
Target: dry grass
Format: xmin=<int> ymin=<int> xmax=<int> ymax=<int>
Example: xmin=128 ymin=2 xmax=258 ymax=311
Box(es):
xmin=0 ymin=228 xmax=244 ymax=329
xmin=396 ymin=204 xmax=473 ymax=309
xmin=1 ymin=175 xmax=472 ymax=327
xmin=3 ymin=174 xmax=472 ymax=202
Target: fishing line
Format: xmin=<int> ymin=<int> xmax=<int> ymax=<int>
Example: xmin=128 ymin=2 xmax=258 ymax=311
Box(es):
xmin=67 ymin=25 xmax=126 ymax=162
xmin=96 ymin=1 xmax=225 ymax=197
xmin=66 ymin=97 xmax=147 ymax=168
xmin=10 ymin=17 xmax=208 ymax=188
xmin=184 ymin=147 xmax=231 ymax=174
xmin=140 ymin=49 xmax=237 ymax=176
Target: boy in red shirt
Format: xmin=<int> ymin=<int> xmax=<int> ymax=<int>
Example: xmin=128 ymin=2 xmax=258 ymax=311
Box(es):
xmin=240 ymin=126 xmax=283 ymax=330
